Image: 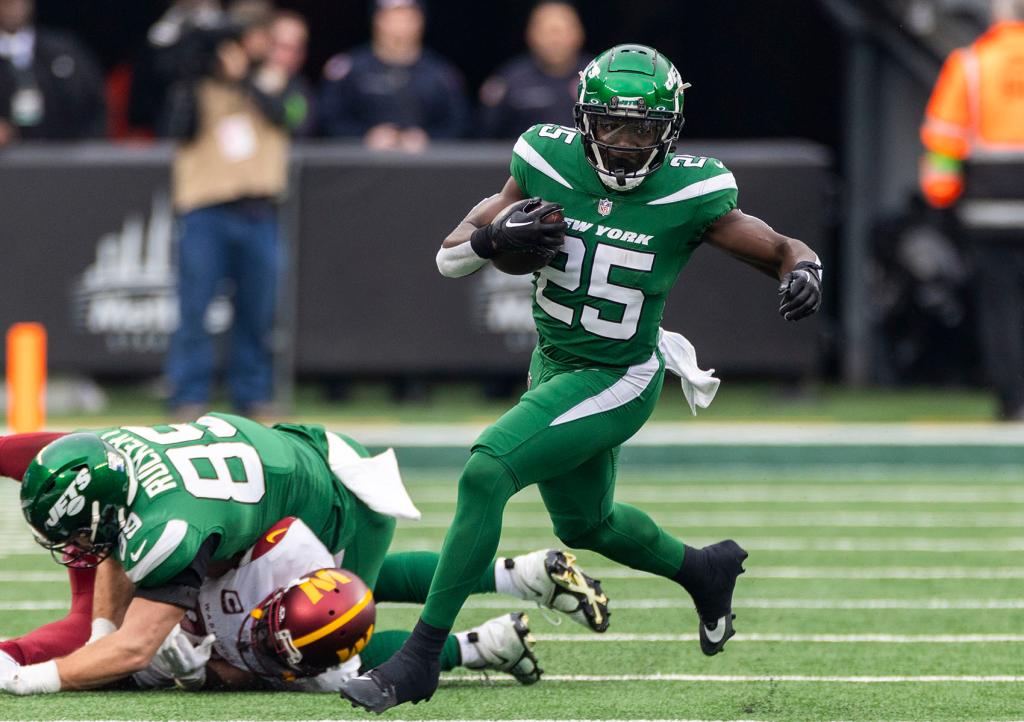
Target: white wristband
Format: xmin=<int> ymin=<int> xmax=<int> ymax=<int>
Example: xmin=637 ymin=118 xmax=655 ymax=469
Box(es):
xmin=88 ymin=617 xmax=117 ymax=644
xmin=5 ymin=660 xmax=61 ymax=695
xmin=436 ymin=243 xmax=488 ymax=278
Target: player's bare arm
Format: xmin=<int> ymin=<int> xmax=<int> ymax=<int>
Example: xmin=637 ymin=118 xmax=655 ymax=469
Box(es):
xmin=92 ymin=558 xmax=134 ymax=629
xmin=56 ymin=596 xmax=184 ymax=690
xmin=441 ymin=176 xmax=526 ymax=250
xmin=704 ymin=209 xmax=823 ymax=321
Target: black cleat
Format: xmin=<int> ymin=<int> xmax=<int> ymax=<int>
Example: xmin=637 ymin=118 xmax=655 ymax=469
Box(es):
xmin=690 ymin=539 xmax=748 ymax=656
xmin=339 ymin=649 xmax=438 ymax=714
xmin=699 ymin=612 xmax=737 ymax=656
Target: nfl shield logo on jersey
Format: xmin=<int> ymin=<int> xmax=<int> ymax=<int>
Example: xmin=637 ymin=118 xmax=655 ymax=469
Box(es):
xmin=598 ymin=198 xmax=613 ymax=216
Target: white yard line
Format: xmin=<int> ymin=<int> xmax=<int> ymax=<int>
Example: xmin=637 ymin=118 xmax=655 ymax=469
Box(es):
xmin=442 ymin=673 xmax=1024 ymax=683
xmin=445 ymin=597 xmax=1024 ymax=611
xmin=413 ymin=487 xmax=1024 ymax=504
xmin=533 ymin=633 xmax=1024 ymax=643
xmin=587 ymin=566 xmax=1024 ymax=580
xmin=411 ymin=511 xmax=1024 ymax=528
xmin=462 ymin=538 xmax=1024 ymax=553
xmin=8 ymin=596 xmax=1024 ymax=613
xmin=2 ymin=630 xmax=1022 ymax=644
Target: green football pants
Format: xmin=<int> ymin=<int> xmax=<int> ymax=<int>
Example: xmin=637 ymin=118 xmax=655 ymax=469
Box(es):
xmin=421 ymin=347 xmax=687 ymax=629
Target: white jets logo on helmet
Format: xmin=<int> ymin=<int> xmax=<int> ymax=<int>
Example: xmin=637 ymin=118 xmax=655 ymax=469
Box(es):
xmin=45 ymin=468 xmax=92 ymax=528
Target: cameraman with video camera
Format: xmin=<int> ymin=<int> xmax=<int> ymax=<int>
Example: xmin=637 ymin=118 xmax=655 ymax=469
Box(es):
xmin=161 ymin=0 xmax=301 ymax=420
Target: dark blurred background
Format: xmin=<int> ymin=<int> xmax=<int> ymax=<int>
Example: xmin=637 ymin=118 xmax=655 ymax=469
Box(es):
xmin=34 ymin=0 xmax=844 ymax=147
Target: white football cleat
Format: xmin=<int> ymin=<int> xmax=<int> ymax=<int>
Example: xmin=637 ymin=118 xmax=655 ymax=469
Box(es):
xmin=500 ymin=549 xmax=610 ymax=632
xmin=461 ymin=612 xmax=541 ymax=685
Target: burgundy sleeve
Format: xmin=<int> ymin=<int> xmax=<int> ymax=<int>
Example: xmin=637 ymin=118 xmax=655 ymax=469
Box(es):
xmin=0 ymin=432 xmax=66 ymax=480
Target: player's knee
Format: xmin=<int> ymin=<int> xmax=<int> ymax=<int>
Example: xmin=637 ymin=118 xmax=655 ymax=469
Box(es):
xmin=364 ymin=508 xmax=396 ymax=537
xmin=554 ymin=519 xmax=610 ymax=552
xmin=457 ymin=452 xmax=516 ymax=506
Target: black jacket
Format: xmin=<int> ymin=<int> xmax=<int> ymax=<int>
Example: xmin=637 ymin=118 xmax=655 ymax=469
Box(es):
xmin=0 ymin=29 xmax=106 ymax=140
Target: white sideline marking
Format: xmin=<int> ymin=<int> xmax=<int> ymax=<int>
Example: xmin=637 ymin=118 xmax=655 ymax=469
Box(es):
xmin=588 ymin=566 xmax=1024 ymax=580
xmin=0 ymin=601 xmax=68 ymax=610
xmin=442 ymin=673 xmax=1024 ymax=683
xmin=33 ymin=720 xmax=767 ymax=722
xmin=315 ymin=421 xmax=1024 ymax=447
xmin=534 ymin=633 xmax=1024 ymax=643
xmin=0 ymin=572 xmax=69 ymax=582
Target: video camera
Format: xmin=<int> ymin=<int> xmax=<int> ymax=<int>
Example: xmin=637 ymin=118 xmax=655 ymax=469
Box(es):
xmin=159 ymin=19 xmax=247 ymax=81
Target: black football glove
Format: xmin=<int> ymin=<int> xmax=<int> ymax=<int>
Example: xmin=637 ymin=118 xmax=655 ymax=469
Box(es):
xmin=778 ymin=261 xmax=823 ymax=321
xmin=470 ymin=197 xmax=567 ymax=259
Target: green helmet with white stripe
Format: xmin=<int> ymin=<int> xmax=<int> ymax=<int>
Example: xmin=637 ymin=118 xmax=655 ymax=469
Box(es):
xmin=574 ymin=44 xmax=688 ymax=191
xmin=21 ymin=433 xmax=129 ymax=568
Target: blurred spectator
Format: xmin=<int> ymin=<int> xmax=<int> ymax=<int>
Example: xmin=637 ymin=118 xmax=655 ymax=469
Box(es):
xmin=920 ymin=0 xmax=1024 ymax=419
xmin=318 ymin=0 xmax=468 ymax=150
xmin=478 ymin=0 xmax=588 ymax=138
xmin=163 ymin=1 xmax=297 ymax=419
xmin=129 ymin=0 xmax=225 ymax=135
xmin=268 ymin=10 xmax=316 ymax=136
xmin=0 ymin=0 xmax=105 ymax=144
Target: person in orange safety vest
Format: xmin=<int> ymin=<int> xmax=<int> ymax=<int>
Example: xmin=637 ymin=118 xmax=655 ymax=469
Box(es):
xmin=920 ymin=0 xmax=1024 ymax=419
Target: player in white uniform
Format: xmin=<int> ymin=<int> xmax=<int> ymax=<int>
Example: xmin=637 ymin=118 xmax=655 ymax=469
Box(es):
xmin=132 ymin=516 xmax=600 ymax=691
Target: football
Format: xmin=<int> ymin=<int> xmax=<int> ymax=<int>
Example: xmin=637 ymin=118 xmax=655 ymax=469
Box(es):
xmin=492 ymin=205 xmax=565 ymax=275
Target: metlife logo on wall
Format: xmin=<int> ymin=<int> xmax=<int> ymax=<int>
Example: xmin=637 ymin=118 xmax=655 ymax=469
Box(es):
xmin=72 ymin=194 xmax=232 ymax=355
xmin=472 ymin=267 xmax=538 ymax=354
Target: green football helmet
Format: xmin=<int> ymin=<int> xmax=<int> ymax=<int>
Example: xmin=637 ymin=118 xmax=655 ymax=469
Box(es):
xmin=574 ymin=44 xmax=689 ymax=190
xmin=21 ymin=433 xmax=131 ymax=568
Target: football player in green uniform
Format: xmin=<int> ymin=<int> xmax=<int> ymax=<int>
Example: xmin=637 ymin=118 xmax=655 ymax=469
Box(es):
xmin=10 ymin=413 xmax=407 ymax=693
xmin=7 ymin=413 xmax=606 ymax=695
xmin=341 ymin=44 xmax=823 ymax=712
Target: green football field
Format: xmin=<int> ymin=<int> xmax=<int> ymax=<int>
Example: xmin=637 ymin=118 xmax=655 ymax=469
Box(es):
xmin=1 ymin=441 xmax=1023 ymax=721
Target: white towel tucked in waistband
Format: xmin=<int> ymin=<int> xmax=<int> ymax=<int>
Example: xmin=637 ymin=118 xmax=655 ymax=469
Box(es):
xmin=657 ymin=328 xmax=721 ymax=415
xmin=326 ymin=432 xmax=422 ymax=521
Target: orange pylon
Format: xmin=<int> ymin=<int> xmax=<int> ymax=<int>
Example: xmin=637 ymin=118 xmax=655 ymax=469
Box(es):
xmin=7 ymin=323 xmax=47 ymax=432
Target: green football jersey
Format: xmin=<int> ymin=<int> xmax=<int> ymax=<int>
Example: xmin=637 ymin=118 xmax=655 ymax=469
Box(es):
xmin=91 ymin=413 xmax=357 ymax=588
xmin=509 ymin=123 xmax=738 ymax=367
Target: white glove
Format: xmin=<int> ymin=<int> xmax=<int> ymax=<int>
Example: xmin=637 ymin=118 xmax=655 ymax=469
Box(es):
xmin=0 ymin=660 xmax=61 ymax=695
xmin=133 ymin=624 xmax=215 ymax=691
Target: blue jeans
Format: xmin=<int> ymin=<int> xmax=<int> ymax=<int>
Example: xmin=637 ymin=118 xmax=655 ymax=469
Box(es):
xmin=165 ymin=204 xmax=280 ymax=410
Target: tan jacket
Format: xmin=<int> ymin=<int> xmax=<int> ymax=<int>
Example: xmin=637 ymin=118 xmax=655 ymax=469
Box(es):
xmin=173 ymin=79 xmax=289 ymax=213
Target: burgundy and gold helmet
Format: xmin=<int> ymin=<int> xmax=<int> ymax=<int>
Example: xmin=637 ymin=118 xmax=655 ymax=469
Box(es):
xmin=240 ymin=568 xmax=376 ymax=679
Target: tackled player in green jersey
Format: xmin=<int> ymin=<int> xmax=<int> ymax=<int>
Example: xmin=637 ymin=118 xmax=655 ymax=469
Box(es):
xmin=342 ymin=43 xmax=824 ymax=713
xmin=16 ymin=413 xmax=407 ymax=692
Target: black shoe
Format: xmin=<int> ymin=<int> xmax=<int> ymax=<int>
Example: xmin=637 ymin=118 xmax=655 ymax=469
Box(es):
xmin=690 ymin=540 xmax=748 ymax=656
xmin=339 ymin=648 xmax=439 ymax=714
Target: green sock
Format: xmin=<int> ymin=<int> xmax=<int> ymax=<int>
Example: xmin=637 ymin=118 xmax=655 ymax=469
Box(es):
xmin=359 ymin=630 xmax=460 ymax=672
xmin=374 ymin=551 xmax=497 ymax=604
